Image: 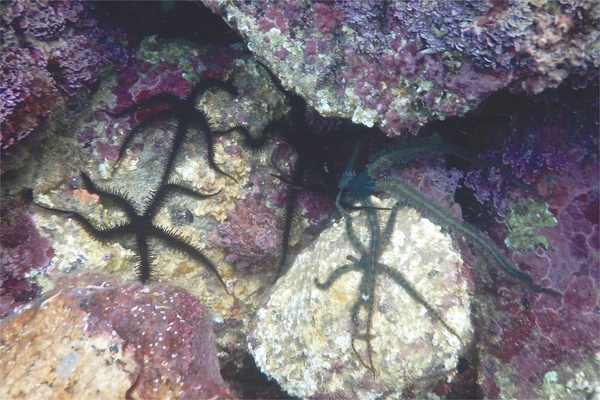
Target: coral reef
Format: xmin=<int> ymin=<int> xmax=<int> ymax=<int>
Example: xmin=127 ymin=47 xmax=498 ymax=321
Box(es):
xmin=35 ymin=172 xmax=227 ymax=287
xmin=0 ymin=0 xmax=128 ymax=169
xmin=460 ymin=85 xmax=599 ymax=398
xmin=201 ymin=0 xmax=598 ymax=135
xmin=1 ymin=2 xmax=597 ymax=398
xmin=0 ymin=190 xmax=54 ymax=318
xmin=249 ymin=199 xmax=473 ymax=398
xmin=26 ymin=37 xmax=291 ymax=394
xmin=0 ymin=273 xmax=234 ymax=399
xmin=474 ymin=150 xmax=599 ymax=398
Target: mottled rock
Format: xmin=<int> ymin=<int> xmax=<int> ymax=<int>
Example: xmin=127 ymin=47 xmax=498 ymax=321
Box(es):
xmin=248 ymin=198 xmax=473 ymax=398
xmin=0 ymin=281 xmax=134 ymax=399
xmin=27 ymin=38 xmax=288 ymax=380
xmin=201 ymin=0 xmax=598 ymax=135
xmin=0 ymin=273 xmax=234 ymax=399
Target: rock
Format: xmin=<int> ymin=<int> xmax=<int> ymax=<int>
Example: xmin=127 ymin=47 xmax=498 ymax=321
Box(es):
xmin=0 ymin=284 xmax=134 ymax=399
xmin=248 ymin=198 xmax=473 ymax=398
xmin=0 ymin=273 xmax=235 ymax=399
xmin=201 ymin=0 xmax=598 ymax=135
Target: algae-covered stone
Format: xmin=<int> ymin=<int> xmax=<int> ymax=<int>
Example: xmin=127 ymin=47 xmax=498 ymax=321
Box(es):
xmin=504 ymin=198 xmax=557 ymax=251
xmin=248 ymin=198 xmax=473 ymax=399
xmin=0 ymin=273 xmax=235 ymax=399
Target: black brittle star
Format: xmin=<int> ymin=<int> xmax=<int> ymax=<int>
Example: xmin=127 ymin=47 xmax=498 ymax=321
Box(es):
xmin=104 ymin=77 xmax=240 ymax=183
xmin=35 ymin=172 xmax=228 ymax=291
xmin=315 ymin=195 xmax=463 ymax=371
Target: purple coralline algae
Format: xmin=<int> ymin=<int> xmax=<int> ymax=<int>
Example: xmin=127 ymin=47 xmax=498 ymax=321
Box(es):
xmin=0 ymin=43 xmax=58 ymax=152
xmin=201 ymin=0 xmax=598 ymax=135
xmin=0 ymin=273 xmax=235 ymax=399
xmin=0 ymin=190 xmax=54 ymax=319
xmin=1 ymin=0 xmax=127 ymax=164
xmin=463 ymin=88 xmax=599 ymax=398
xmin=2 ymin=1 xmax=597 ymax=396
xmin=473 ymin=153 xmax=599 ymax=397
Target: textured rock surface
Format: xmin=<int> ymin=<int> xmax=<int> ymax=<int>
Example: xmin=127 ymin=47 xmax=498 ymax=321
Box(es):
xmin=0 ymin=282 xmax=134 ymax=399
xmin=202 ymin=0 xmax=598 ymax=135
xmin=457 ymin=84 xmax=599 ymax=399
xmin=0 ymin=273 xmax=234 ymax=399
xmin=248 ymin=198 xmax=473 ymax=398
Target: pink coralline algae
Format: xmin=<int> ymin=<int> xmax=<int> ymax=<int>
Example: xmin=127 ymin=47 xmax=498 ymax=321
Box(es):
xmin=108 ymin=39 xmax=242 ymax=111
xmin=57 ymin=273 xmax=235 ymax=399
xmin=1 ymin=0 xmax=128 ymax=161
xmin=201 ymin=0 xmax=598 ymax=136
xmin=108 ymin=60 xmax=193 ymax=116
xmin=218 ymin=196 xmax=281 ymax=272
xmin=0 ymin=190 xmax=54 ymax=319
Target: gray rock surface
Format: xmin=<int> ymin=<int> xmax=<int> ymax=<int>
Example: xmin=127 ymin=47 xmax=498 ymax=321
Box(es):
xmin=248 ymin=198 xmax=473 ymax=398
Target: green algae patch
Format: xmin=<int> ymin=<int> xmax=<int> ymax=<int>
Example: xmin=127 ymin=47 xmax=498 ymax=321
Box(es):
xmin=138 ymin=36 xmax=205 ymax=81
xmin=504 ymin=198 xmax=557 ymax=251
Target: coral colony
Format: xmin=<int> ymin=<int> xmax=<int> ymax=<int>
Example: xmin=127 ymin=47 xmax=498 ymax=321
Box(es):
xmin=1 ymin=1 xmax=598 ymax=399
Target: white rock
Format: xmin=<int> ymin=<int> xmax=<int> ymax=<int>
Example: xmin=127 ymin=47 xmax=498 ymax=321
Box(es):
xmin=249 ymin=198 xmax=473 ymax=398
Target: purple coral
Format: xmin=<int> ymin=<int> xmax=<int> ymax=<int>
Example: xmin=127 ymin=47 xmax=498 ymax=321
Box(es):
xmin=218 ymin=196 xmax=281 ymax=272
xmin=501 ymin=130 xmax=568 ymax=185
xmin=0 ymin=190 xmax=54 ymax=318
xmin=465 ymin=85 xmax=591 ymax=221
xmin=0 ymin=44 xmax=58 ymax=151
xmin=47 ymin=35 xmax=102 ymax=96
xmin=3 ymin=0 xmax=85 ymax=40
xmin=468 ymin=90 xmax=598 ymax=397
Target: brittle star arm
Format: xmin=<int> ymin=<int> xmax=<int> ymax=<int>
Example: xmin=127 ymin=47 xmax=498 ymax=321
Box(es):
xmin=33 ymin=202 xmax=131 ymax=243
xmin=377 ymin=262 xmax=463 ymax=344
xmin=335 ymin=191 xmax=367 ymax=255
xmin=114 ymin=107 xmax=180 ymax=168
xmin=375 ymin=177 xmax=560 ymax=296
xmin=150 ymin=225 xmax=228 ymax=293
xmin=200 ymin=125 xmax=238 ymax=183
xmin=313 ymin=255 xmax=376 ymax=371
xmin=314 ymin=259 xmax=360 ymax=289
xmin=80 ymin=171 xmax=138 ymax=217
xmin=144 ymin=181 xmax=220 ymax=217
xmin=349 ymin=262 xmax=377 ymax=372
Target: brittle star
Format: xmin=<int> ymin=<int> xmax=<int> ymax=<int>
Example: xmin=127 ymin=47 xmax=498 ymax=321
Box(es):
xmin=35 ymin=172 xmax=228 ymax=292
xmin=315 ymin=195 xmax=463 ymax=371
xmin=104 ymin=77 xmax=240 ymax=183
